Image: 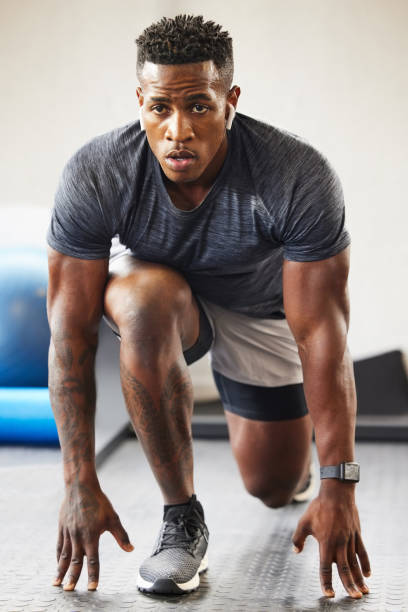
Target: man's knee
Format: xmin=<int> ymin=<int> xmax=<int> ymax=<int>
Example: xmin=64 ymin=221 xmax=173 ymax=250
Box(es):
xmin=105 ymin=265 xmax=196 ymax=348
xmin=244 ymin=475 xmax=298 ymax=508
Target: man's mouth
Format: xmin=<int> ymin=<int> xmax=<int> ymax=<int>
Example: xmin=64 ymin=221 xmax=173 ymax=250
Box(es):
xmin=165 ymin=149 xmax=197 ymax=171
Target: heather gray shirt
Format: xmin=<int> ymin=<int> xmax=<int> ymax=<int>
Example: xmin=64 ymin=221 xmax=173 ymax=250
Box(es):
xmin=47 ymin=113 xmax=350 ymax=319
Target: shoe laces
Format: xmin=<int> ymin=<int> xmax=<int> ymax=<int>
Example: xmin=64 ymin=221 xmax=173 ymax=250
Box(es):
xmin=157 ymin=507 xmax=206 ymax=555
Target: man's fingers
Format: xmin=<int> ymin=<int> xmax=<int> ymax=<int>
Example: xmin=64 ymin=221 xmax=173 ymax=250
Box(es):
xmin=356 ymin=532 xmax=371 ymax=578
xmin=63 ymin=544 xmax=84 ymax=591
xmin=53 ymin=531 xmax=72 ymax=587
xmin=348 ymin=537 xmax=369 ymax=594
xmin=85 ymin=544 xmax=100 ymax=591
xmin=56 ymin=527 xmax=64 ymax=563
xmin=336 ymin=546 xmax=363 ymax=599
xmin=318 ymin=542 xmax=334 ymax=598
xmin=109 ymin=514 xmax=134 ymax=552
xmin=292 ymin=519 xmax=311 ymax=553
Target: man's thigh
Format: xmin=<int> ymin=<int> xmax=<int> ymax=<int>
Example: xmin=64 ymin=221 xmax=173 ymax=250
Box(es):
xmin=214 ymin=370 xmax=312 ymax=493
xmin=225 ymin=410 xmax=313 ymax=494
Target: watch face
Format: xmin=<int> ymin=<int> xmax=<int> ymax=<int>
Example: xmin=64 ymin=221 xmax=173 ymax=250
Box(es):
xmin=344 ymin=463 xmax=360 ymax=481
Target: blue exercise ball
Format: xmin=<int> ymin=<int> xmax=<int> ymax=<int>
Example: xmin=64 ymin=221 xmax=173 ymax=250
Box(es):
xmin=0 ymin=248 xmax=50 ymax=387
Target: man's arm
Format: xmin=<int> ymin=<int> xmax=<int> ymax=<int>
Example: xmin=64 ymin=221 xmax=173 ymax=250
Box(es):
xmin=47 ymin=248 xmax=108 ymax=486
xmin=282 ymin=246 xmax=371 ymax=599
xmin=47 ymin=247 xmax=133 ymax=591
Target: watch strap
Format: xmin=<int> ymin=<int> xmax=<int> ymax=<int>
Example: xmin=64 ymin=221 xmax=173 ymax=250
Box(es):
xmin=320 ymin=465 xmax=341 ymax=479
xmin=320 ymin=462 xmax=360 ymax=482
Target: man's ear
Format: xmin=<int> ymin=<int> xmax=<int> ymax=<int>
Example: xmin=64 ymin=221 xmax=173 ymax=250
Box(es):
xmin=225 ymin=86 xmax=241 ymax=128
xmin=227 ymin=85 xmax=241 ymax=109
xmin=136 ymin=87 xmax=144 ymax=107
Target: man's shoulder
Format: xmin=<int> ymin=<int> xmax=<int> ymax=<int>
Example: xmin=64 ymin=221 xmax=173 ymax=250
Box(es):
xmin=238 ymin=112 xmax=326 ymax=155
xmin=234 ymin=113 xmax=334 ymax=181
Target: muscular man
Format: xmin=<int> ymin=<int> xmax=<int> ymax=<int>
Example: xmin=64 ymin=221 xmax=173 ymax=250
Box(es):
xmin=47 ymin=14 xmax=370 ymax=599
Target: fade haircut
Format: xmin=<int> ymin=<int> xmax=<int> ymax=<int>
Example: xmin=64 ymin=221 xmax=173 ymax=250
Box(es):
xmin=135 ymin=15 xmax=233 ymax=91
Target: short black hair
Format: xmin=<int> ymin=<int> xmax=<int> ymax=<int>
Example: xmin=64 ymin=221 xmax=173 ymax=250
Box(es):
xmin=135 ymin=14 xmax=233 ymax=90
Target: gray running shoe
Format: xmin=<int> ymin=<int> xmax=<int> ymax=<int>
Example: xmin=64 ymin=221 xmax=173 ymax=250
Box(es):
xmin=137 ymin=494 xmax=209 ymax=595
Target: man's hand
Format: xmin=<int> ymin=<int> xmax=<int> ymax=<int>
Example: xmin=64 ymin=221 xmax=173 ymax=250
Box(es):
xmin=52 ymin=481 xmax=134 ymax=591
xmin=292 ymin=484 xmax=371 ymax=599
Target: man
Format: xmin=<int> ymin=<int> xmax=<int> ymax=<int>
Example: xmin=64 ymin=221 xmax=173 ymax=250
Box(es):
xmin=47 ymin=14 xmax=371 ymax=599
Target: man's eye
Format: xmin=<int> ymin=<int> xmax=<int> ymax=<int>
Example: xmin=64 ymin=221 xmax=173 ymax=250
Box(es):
xmin=152 ymin=105 xmax=167 ymax=114
xmin=192 ymin=104 xmax=208 ymax=114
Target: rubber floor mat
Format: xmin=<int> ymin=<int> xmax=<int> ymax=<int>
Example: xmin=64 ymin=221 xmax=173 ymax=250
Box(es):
xmin=0 ymin=439 xmax=407 ymax=611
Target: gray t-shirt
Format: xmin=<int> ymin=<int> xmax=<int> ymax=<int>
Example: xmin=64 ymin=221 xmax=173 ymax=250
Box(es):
xmin=47 ymin=112 xmax=350 ymax=319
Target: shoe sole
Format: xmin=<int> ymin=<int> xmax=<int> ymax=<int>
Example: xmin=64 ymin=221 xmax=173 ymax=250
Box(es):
xmin=137 ymin=552 xmax=208 ymax=595
xmin=292 ymin=463 xmax=316 ymax=503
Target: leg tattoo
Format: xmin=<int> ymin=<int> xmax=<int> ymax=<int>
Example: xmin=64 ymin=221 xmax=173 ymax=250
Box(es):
xmin=120 ymin=359 xmax=194 ymax=501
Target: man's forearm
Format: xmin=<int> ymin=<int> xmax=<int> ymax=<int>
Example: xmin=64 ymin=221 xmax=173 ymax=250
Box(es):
xmin=48 ymin=331 xmax=98 ymax=487
xmin=299 ymin=337 xmax=357 ymax=467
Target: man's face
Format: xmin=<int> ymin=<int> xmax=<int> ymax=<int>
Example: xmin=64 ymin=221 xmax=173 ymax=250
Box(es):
xmin=137 ymin=61 xmax=238 ymax=184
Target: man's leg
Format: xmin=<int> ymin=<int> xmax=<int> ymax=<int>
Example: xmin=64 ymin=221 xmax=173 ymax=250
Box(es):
xmin=104 ymin=256 xmax=210 ymax=594
xmin=213 ymin=370 xmax=313 ymax=507
xmin=104 ymin=256 xmax=200 ymax=503
xmin=226 ymin=412 xmax=313 ymax=507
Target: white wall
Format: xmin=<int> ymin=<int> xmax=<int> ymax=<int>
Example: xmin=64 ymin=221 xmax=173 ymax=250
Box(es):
xmin=0 ymin=0 xmax=168 ymax=209
xmin=1 ymin=0 xmax=407 ymax=360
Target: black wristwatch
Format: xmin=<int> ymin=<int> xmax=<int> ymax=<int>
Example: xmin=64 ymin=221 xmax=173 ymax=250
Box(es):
xmin=320 ymin=462 xmax=360 ymax=483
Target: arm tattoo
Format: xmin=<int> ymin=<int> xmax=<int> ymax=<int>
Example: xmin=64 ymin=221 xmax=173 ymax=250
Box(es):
xmin=48 ymin=334 xmax=97 ymax=476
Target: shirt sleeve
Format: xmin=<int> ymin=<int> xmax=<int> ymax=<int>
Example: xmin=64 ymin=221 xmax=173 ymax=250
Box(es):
xmin=279 ymin=147 xmax=351 ymax=262
xmin=47 ymin=147 xmax=113 ymax=259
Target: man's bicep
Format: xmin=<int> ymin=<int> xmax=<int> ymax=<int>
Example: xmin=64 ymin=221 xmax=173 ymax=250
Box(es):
xmin=47 ymin=247 xmax=109 ymax=335
xmin=282 ymin=247 xmax=350 ymax=346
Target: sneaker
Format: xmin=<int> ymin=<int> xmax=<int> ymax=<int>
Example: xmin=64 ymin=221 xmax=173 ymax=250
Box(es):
xmin=292 ymin=462 xmax=316 ymax=503
xmin=137 ymin=494 xmax=209 ymax=595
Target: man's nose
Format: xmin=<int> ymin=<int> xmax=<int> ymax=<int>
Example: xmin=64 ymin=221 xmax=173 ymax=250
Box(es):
xmin=165 ymin=111 xmax=193 ymax=142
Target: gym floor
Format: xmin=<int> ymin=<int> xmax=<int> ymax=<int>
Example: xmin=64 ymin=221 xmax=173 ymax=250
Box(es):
xmin=1 ymin=437 xmax=407 ymax=612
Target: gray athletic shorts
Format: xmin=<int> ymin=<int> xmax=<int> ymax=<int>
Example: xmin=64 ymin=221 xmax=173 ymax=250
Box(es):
xmin=197 ymin=298 xmax=303 ymax=387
